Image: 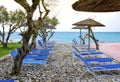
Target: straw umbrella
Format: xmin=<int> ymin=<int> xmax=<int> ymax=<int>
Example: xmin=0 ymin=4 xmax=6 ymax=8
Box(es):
xmin=72 ymin=0 xmax=120 ymax=12
xmin=40 ymin=24 xmax=56 ymax=29
xmin=72 ymin=26 xmax=87 ymax=44
xmin=73 ymin=18 xmax=105 ymax=50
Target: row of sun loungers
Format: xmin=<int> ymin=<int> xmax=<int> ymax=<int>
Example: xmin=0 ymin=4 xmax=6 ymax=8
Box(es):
xmin=3 ymin=40 xmax=55 ymax=82
xmin=38 ymin=40 xmax=55 ymax=49
xmin=72 ymin=41 xmax=120 ymax=81
xmin=0 ymin=80 xmax=20 ymax=82
xmin=0 ymin=80 xmax=18 ymax=82
xmin=10 ymin=40 xmax=55 ymax=65
xmin=72 ymin=38 xmax=88 ymax=48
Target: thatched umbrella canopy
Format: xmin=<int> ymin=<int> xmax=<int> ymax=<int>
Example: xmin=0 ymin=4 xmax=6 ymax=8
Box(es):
xmin=72 ymin=0 xmax=120 ymax=12
xmin=72 ymin=18 xmax=105 ymax=50
xmin=40 ymin=24 xmax=56 ymax=30
xmin=73 ymin=18 xmax=105 ymax=27
xmin=72 ymin=26 xmax=88 ymax=29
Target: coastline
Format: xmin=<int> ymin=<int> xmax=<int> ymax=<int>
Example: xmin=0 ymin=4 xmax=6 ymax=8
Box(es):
xmin=6 ymin=32 xmax=120 ymax=43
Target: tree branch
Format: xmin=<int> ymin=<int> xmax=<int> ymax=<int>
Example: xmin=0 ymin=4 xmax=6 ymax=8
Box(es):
xmin=41 ymin=0 xmax=50 ymax=19
xmin=14 ymin=0 xmax=30 ymax=11
xmin=38 ymin=0 xmax=43 ymax=18
xmin=31 ymin=0 xmax=40 ymax=12
xmin=36 ymin=0 xmax=50 ymax=30
xmin=47 ymin=31 xmax=54 ymax=42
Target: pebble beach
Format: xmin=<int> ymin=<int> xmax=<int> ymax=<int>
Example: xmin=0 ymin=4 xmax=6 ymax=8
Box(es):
xmin=0 ymin=43 xmax=120 ymax=82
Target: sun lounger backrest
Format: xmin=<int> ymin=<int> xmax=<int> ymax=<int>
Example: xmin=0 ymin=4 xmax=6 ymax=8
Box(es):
xmin=10 ymin=50 xmax=17 ymax=58
xmin=72 ymin=39 xmax=78 ymax=45
xmin=0 ymin=80 xmax=17 ymax=82
xmin=72 ymin=46 xmax=81 ymax=53
xmin=38 ymin=40 xmax=43 ymax=47
xmin=73 ymin=51 xmax=92 ymax=71
xmin=74 ymin=38 xmax=78 ymax=44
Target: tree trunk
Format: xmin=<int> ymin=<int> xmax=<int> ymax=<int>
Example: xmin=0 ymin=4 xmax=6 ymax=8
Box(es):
xmin=11 ymin=53 xmax=24 ymax=75
xmin=2 ymin=31 xmax=11 ymax=48
xmin=89 ymin=28 xmax=99 ymax=50
xmin=11 ymin=32 xmax=32 ymax=75
xmin=94 ymin=38 xmax=99 ymax=50
xmin=3 ymin=43 xmax=7 ymax=48
xmin=47 ymin=31 xmax=54 ymax=43
xmin=41 ymin=30 xmax=47 ymax=47
xmin=1 ymin=23 xmax=12 ymax=48
xmin=12 ymin=0 xmax=49 ymax=75
xmin=11 ymin=14 xmax=34 ymax=74
xmin=5 ymin=30 xmax=11 ymax=48
xmin=90 ymin=35 xmax=99 ymax=50
xmin=80 ymin=36 xmax=85 ymax=44
xmin=43 ymin=36 xmax=46 ymax=45
xmin=30 ymin=33 xmax=38 ymax=48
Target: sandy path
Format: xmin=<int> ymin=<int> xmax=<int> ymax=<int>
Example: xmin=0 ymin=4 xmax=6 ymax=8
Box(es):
xmin=92 ymin=43 xmax=120 ymax=62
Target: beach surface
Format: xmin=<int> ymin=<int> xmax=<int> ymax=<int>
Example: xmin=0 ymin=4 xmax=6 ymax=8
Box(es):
xmin=0 ymin=42 xmax=120 ymax=82
xmin=92 ymin=43 xmax=120 ymax=62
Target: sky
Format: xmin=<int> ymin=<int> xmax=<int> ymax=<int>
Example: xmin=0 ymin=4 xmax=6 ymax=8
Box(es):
xmin=0 ymin=0 xmax=120 ymax=32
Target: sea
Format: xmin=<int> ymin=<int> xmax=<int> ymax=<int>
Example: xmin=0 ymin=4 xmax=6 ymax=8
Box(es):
xmin=9 ymin=32 xmax=120 ymax=43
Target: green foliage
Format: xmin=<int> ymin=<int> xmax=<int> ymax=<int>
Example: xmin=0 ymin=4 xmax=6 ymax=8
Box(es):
xmin=50 ymin=17 xmax=59 ymax=27
xmin=10 ymin=10 xmax=26 ymax=24
xmin=0 ymin=6 xmax=9 ymax=23
xmin=0 ymin=43 xmax=21 ymax=57
xmin=43 ymin=16 xmax=59 ymax=27
xmin=0 ymin=5 xmax=26 ymax=48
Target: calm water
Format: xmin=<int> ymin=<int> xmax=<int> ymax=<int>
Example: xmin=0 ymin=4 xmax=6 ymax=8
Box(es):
xmin=9 ymin=32 xmax=120 ymax=43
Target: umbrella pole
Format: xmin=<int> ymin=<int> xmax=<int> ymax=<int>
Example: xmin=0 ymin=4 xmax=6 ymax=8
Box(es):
xmin=88 ymin=27 xmax=90 ymax=51
xmin=80 ymin=29 xmax=82 ymax=44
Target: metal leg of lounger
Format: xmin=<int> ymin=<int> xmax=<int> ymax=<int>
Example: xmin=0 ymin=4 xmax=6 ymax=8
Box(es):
xmin=89 ymin=71 xmax=100 ymax=82
xmin=15 ymin=80 xmax=20 ymax=82
xmin=90 ymin=73 xmax=119 ymax=82
xmin=80 ymin=70 xmax=89 ymax=79
xmin=25 ymin=77 xmax=32 ymax=82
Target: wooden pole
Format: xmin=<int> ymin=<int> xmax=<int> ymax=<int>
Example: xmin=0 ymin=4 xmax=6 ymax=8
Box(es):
xmin=88 ymin=27 xmax=90 ymax=51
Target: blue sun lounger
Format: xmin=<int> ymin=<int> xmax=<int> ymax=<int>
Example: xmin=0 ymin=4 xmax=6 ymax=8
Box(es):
xmin=10 ymin=50 xmax=17 ymax=57
xmin=85 ymin=57 xmax=114 ymax=62
xmin=73 ymin=51 xmax=120 ymax=82
xmin=22 ymin=59 xmax=47 ymax=64
xmin=72 ymin=45 xmax=103 ymax=56
xmin=0 ymin=80 xmax=18 ymax=82
xmin=72 ymin=46 xmax=114 ymax=63
xmin=72 ymin=39 xmax=88 ymax=47
xmin=72 ymin=39 xmax=78 ymax=46
xmin=25 ymin=54 xmax=49 ymax=60
xmin=30 ymin=48 xmax=52 ymax=54
xmin=73 ymin=51 xmax=114 ymax=63
xmin=38 ymin=40 xmax=54 ymax=49
xmin=10 ymin=50 xmax=50 ymax=60
xmin=10 ymin=50 xmax=47 ymax=64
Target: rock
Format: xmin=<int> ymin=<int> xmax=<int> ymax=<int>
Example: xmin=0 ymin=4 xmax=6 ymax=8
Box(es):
xmin=0 ymin=43 xmax=119 ymax=82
